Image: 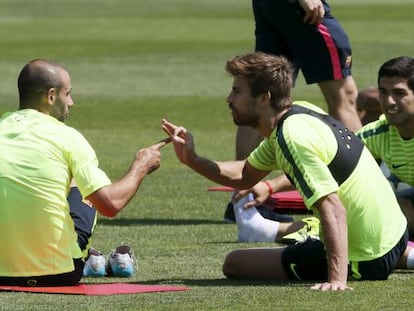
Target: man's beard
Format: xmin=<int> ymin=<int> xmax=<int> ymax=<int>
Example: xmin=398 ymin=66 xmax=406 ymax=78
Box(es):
xmin=232 ymin=113 xmax=260 ymax=127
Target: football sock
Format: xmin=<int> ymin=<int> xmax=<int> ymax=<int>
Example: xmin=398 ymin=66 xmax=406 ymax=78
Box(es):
xmin=233 ymin=193 xmax=279 ymax=242
xmin=406 ymin=247 xmax=414 ymax=269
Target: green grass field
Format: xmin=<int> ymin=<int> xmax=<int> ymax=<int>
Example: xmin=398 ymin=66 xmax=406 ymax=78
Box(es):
xmin=1 ymin=0 xmax=414 ymax=310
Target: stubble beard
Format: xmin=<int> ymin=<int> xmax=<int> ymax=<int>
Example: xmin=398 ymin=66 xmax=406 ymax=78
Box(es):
xmin=232 ymin=113 xmax=260 ymax=128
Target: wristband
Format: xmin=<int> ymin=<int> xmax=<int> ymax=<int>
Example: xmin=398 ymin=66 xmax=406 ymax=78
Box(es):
xmin=262 ymin=180 xmax=273 ymax=195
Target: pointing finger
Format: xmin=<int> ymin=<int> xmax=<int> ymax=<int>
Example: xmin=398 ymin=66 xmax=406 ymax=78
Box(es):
xmin=152 ymin=137 xmax=172 ymax=150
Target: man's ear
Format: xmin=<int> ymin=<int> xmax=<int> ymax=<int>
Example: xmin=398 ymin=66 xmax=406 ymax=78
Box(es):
xmin=259 ymin=91 xmax=272 ymax=106
xmin=46 ymin=88 xmax=57 ymax=105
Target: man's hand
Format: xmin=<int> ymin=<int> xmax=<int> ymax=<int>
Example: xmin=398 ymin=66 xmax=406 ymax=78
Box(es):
xmin=298 ymin=0 xmax=325 ymax=25
xmin=134 ymin=138 xmax=170 ymax=175
xmin=311 ymin=281 xmax=353 ymax=291
xmin=162 ymin=118 xmax=197 ymax=165
xmin=233 ymin=181 xmax=271 ymax=208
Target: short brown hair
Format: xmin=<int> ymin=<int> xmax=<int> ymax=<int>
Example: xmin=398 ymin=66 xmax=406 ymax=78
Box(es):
xmin=225 ymin=52 xmax=293 ymax=110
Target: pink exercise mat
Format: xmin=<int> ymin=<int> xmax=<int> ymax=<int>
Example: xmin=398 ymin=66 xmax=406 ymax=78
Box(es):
xmin=0 ymin=283 xmax=189 ymax=295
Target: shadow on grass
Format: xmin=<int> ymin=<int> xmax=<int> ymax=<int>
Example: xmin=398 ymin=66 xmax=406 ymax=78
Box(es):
xmin=131 ymin=278 xmax=313 ymax=288
xmin=98 ymin=218 xmax=226 ymax=226
xmin=392 ymin=270 xmax=414 ymax=275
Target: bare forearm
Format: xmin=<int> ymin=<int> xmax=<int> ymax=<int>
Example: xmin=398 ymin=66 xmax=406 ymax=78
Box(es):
xmin=188 ymin=155 xmax=261 ymax=190
xmin=265 ymin=174 xmax=295 ymax=193
xmin=324 ymin=222 xmax=348 ymax=283
xmin=106 ymin=163 xmax=148 ymax=210
xmin=87 ymin=144 xmax=163 ymax=217
xmin=162 ymin=119 xmax=266 ymax=189
xmin=318 ymin=195 xmax=349 ymax=284
xmin=87 ymin=163 xmax=148 ymax=217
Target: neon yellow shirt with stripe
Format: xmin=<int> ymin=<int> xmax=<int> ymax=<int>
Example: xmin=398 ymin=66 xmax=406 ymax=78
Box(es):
xmin=0 ymin=109 xmax=111 ymax=277
xmin=357 ymin=114 xmax=414 ymax=186
xmin=248 ymin=101 xmax=406 ymax=262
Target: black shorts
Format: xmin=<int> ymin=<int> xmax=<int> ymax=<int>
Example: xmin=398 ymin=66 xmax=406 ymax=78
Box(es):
xmin=253 ymin=0 xmax=352 ymax=84
xmin=0 ymin=258 xmax=84 ymax=287
xmin=281 ymin=238 xmax=328 ymax=281
xmin=281 ymin=229 xmax=408 ymax=281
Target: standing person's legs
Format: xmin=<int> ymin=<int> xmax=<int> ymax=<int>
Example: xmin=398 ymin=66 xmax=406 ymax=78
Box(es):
xmin=234 ymin=0 xmax=292 ymax=161
xmin=235 ymin=126 xmax=263 ymax=160
xmin=257 ymin=0 xmax=362 ymax=132
xmin=307 ymin=10 xmax=361 ymax=132
xmin=318 ymin=77 xmax=361 ymax=132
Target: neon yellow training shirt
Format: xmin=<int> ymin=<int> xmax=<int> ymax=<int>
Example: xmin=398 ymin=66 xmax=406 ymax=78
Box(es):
xmin=357 ymin=114 xmax=414 ymax=187
xmin=248 ymin=101 xmax=407 ymax=262
xmin=0 ymin=109 xmax=111 ymax=277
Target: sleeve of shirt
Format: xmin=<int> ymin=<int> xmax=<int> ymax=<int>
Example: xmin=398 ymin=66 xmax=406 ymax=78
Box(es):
xmin=64 ymin=127 xmax=112 ymax=198
xmin=355 ymin=118 xmax=387 ymax=159
xmin=276 ymin=116 xmax=339 ymax=208
xmin=247 ymin=135 xmax=279 ymax=171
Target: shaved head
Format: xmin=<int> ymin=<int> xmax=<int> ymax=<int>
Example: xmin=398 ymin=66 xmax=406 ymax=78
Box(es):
xmin=18 ymin=59 xmax=66 ymax=108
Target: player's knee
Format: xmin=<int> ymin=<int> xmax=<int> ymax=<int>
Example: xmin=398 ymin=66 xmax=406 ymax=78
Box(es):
xmin=222 ymin=250 xmax=242 ymax=279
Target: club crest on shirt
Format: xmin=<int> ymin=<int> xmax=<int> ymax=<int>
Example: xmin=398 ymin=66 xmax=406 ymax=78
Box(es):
xmin=345 ymin=56 xmax=352 ymax=68
xmin=82 ymin=199 xmax=94 ymax=208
